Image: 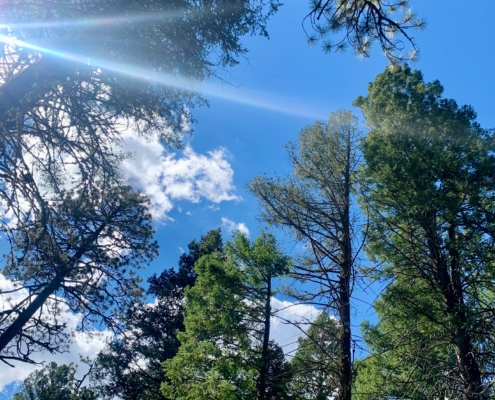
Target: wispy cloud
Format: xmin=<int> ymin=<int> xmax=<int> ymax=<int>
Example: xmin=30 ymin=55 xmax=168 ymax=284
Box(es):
xmin=221 ymin=217 xmax=250 ymax=237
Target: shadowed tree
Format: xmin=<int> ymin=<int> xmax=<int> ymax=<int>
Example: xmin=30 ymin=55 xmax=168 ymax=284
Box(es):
xmin=0 ymin=183 xmax=158 ymax=365
xmin=0 ymin=0 xmax=281 ymax=132
xmin=91 ymin=229 xmax=223 ymax=400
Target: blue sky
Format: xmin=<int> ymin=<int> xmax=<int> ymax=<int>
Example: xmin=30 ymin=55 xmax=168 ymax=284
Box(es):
xmin=149 ymin=0 xmax=495 ymax=316
xmin=157 ymin=0 xmax=495 ymax=257
xmin=3 ymin=0 xmax=495 ymax=394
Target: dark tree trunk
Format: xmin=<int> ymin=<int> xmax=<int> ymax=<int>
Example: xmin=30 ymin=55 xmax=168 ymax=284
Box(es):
xmin=338 ymin=133 xmax=352 ymax=400
xmin=446 ymin=224 xmax=484 ymax=399
xmin=428 ymin=222 xmax=484 ymax=399
xmin=339 ymin=260 xmax=352 ymax=400
xmin=0 ymin=219 xmax=109 ymax=355
xmin=0 ymin=274 xmax=63 ymax=353
xmin=257 ymin=275 xmax=271 ymax=400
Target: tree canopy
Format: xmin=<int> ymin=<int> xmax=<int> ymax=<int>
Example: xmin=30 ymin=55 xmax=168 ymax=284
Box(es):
xmin=91 ymin=229 xmax=223 ymax=400
xmin=0 ymin=0 xmax=281 ymax=134
xmin=162 ymin=231 xmax=291 ymax=400
xmin=13 ymin=362 xmax=97 ymax=400
xmin=355 ymin=65 xmax=495 ymax=399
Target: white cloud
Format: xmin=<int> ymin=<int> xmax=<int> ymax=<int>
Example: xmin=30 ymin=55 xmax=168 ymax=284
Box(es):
xmin=119 ymin=135 xmax=240 ymax=221
xmin=221 ymin=217 xmax=250 ymax=237
xmin=0 ymin=274 xmax=112 ymax=391
xmin=270 ymin=298 xmax=321 ymax=357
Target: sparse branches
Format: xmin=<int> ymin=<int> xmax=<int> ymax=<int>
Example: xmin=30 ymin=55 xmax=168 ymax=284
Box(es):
xmin=0 ymin=184 xmax=158 ymax=365
xmin=305 ymin=0 xmax=425 ymax=63
xmin=249 ymin=110 xmax=364 ymax=400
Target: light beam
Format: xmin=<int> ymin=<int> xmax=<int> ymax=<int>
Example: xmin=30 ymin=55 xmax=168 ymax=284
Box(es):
xmin=0 ymin=34 xmax=327 ymax=120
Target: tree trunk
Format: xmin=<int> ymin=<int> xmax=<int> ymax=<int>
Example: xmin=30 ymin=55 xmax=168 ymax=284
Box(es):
xmin=0 ymin=274 xmax=63 ymax=353
xmin=257 ymin=275 xmax=271 ymax=400
xmin=338 ymin=133 xmax=352 ymax=400
xmin=446 ymin=224 xmax=484 ymax=399
xmin=338 ymin=264 xmax=352 ymax=400
xmin=0 ymin=218 xmax=109 ymax=355
xmin=428 ymin=222 xmax=484 ymax=399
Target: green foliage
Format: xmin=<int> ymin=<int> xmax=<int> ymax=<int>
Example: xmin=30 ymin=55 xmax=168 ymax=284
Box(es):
xmin=91 ymin=229 xmax=223 ymax=400
xmin=355 ymin=65 xmax=495 ymax=398
xmin=290 ymin=312 xmax=339 ymax=400
xmin=162 ymin=231 xmax=291 ymax=400
xmin=261 ymin=343 xmax=293 ymax=400
xmin=354 ymin=278 xmax=455 ymax=399
xmin=13 ymin=362 xmax=97 ymax=400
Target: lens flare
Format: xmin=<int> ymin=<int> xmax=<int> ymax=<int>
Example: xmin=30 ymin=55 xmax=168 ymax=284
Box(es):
xmin=0 ymin=34 xmax=326 ymax=120
xmin=0 ymin=11 xmax=186 ymax=31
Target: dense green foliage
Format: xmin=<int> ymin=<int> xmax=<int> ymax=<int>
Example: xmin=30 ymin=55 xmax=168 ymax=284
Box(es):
xmin=91 ymin=230 xmax=222 ymax=399
xmin=13 ymin=362 xmax=97 ymax=400
xmin=162 ymin=232 xmax=291 ymax=400
xmin=355 ymin=65 xmax=495 ymax=399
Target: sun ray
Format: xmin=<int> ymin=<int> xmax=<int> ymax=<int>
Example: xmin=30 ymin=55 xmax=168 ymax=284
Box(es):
xmin=0 ymin=35 xmax=327 ymax=120
xmin=0 ymin=10 xmax=187 ymax=31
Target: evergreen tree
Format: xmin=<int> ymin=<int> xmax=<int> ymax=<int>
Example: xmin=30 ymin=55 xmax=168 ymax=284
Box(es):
xmin=305 ymin=0 xmax=425 ymax=63
xmin=13 ymin=362 xmax=97 ymax=400
xmin=290 ymin=312 xmax=339 ymax=400
xmin=91 ymin=229 xmax=223 ymax=400
xmin=162 ymin=231 xmax=291 ymax=400
xmin=354 ymin=278 xmax=456 ymax=399
xmin=356 ymin=65 xmax=495 ymax=399
xmin=0 ymin=185 xmax=157 ymax=365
